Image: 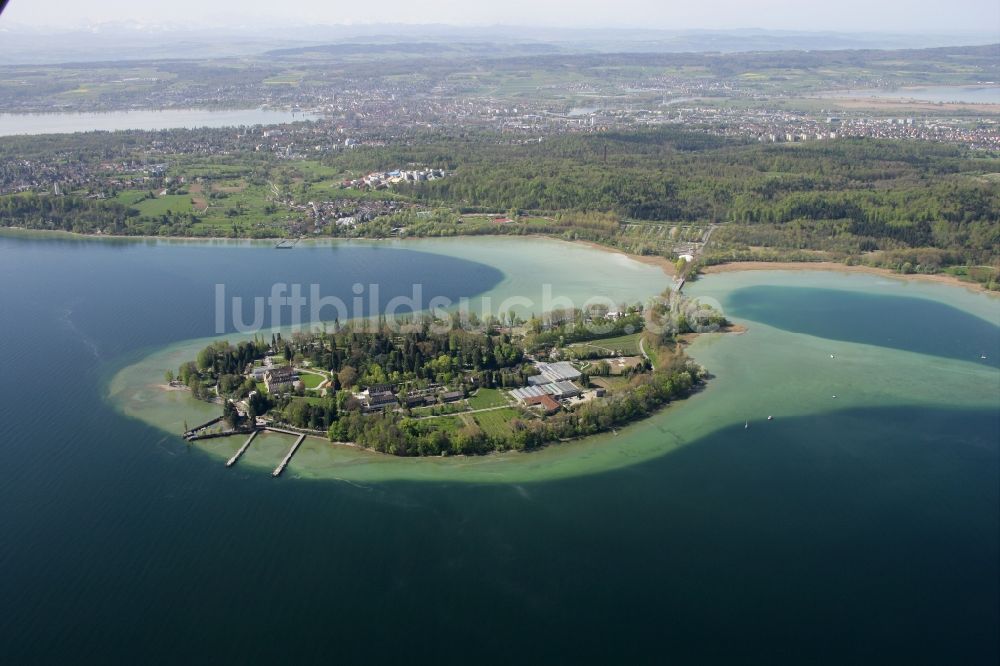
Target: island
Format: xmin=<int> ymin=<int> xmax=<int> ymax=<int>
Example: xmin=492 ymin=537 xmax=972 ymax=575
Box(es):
xmin=175 ymin=290 xmax=731 ymax=457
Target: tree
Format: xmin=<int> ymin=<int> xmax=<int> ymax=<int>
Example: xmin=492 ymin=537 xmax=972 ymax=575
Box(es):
xmin=338 ymin=366 xmax=358 ymax=389
xmin=196 ymin=345 xmax=216 ymax=370
xmin=223 ymin=401 xmax=242 ymax=428
xmin=247 ymin=392 xmax=271 ymax=419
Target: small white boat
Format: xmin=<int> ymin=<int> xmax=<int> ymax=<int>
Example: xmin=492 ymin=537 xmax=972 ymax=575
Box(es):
xmin=745 ymin=420 xmax=749 ymax=429
xmin=767 ymin=415 xmax=773 ymax=421
xmin=832 ymin=395 xmax=837 ymax=399
xmin=830 ymin=354 xmax=835 ymax=359
xmin=981 ymin=355 xmax=988 ymax=360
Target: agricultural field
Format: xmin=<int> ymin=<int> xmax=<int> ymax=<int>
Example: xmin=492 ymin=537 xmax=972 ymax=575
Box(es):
xmin=567 ymin=332 xmax=642 ymax=357
xmin=473 ymin=407 xmax=522 ymax=438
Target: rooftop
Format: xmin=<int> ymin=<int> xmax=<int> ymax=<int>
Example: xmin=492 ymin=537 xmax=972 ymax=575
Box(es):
xmin=529 ymin=361 xmax=582 ymax=386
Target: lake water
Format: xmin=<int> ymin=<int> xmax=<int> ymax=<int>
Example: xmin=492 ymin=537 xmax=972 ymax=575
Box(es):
xmin=0 ymin=233 xmax=997 ymax=664
xmin=821 ymin=85 xmax=1000 ymax=104
xmin=0 ymin=107 xmax=319 ymax=136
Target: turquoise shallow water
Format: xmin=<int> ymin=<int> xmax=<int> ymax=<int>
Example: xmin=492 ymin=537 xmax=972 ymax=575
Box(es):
xmin=1 ymin=234 xmax=997 ymax=663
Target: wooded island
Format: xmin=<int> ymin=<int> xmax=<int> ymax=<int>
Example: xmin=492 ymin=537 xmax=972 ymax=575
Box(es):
xmin=176 ymin=292 xmax=730 ymax=455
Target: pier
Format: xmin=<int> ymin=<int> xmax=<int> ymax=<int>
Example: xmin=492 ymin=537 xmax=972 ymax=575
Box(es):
xmin=183 ymin=416 xmax=224 ymax=440
xmin=226 ymin=429 xmax=259 ymax=467
xmin=188 ymin=429 xmax=244 ymax=442
xmin=272 ymin=434 xmax=306 ymax=477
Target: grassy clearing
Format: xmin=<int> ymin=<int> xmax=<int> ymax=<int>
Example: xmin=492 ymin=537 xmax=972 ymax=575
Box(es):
xmin=643 ymin=339 xmax=659 ymax=368
xmin=467 ymin=388 xmax=508 ymax=410
xmin=412 ymin=403 xmax=466 ymax=416
xmin=426 ymin=416 xmax=463 ymax=433
xmin=133 ymin=194 xmax=193 ymax=216
xmin=590 ymin=376 xmax=631 ymax=392
xmin=474 ymin=408 xmax=521 ymax=437
xmin=114 ymin=190 xmax=148 ymax=206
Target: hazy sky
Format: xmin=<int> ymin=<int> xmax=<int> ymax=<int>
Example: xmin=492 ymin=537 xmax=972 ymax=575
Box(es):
xmin=2 ymin=0 xmax=998 ymax=33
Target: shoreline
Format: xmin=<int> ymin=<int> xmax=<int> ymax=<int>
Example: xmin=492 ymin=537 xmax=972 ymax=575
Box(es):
xmin=699 ymin=261 xmax=996 ymax=296
xmin=570 ymin=238 xmax=677 ymax=278
xmin=0 ymin=226 xmax=680 ymax=278
xmin=101 ymin=243 xmax=1000 ymax=479
xmin=4 ymin=226 xmax=993 ymax=295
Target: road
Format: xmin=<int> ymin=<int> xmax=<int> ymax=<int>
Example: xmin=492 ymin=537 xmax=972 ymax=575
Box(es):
xmin=413 ymin=403 xmax=515 ymax=420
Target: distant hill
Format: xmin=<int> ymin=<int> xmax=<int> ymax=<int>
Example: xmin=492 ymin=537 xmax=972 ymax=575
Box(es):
xmin=264 ymin=41 xmax=565 ymax=59
xmin=0 ymin=22 xmax=995 ymax=65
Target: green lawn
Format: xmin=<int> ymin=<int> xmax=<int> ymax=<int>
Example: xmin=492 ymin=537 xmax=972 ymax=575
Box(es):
xmin=473 ymin=408 xmax=521 ymax=438
xmin=289 ymin=396 xmax=328 ymax=407
xmin=298 ymin=373 xmax=325 ymax=389
xmin=467 ymin=388 xmax=508 ymax=409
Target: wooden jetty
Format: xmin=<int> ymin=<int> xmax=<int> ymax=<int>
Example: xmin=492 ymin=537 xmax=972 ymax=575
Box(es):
xmin=226 ymin=429 xmax=259 ymax=467
xmin=272 ymin=434 xmax=306 ymax=477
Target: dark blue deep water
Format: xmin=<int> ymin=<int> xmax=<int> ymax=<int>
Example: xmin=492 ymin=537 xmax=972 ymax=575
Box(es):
xmin=0 ymin=235 xmax=997 ymax=664
xmin=727 ymin=285 xmax=1000 ymax=367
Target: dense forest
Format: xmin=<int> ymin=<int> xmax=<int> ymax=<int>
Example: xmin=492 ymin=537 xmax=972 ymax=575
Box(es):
xmin=183 ymin=325 xmax=529 ymax=403
xmin=343 ymin=130 xmax=999 ymax=264
xmin=2 ymin=127 xmax=998 ymax=281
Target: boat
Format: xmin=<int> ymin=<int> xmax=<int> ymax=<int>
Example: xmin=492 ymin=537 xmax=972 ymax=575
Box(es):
xmin=744 ymin=420 xmax=749 ymax=429
xmin=767 ymin=415 xmax=773 ymax=421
